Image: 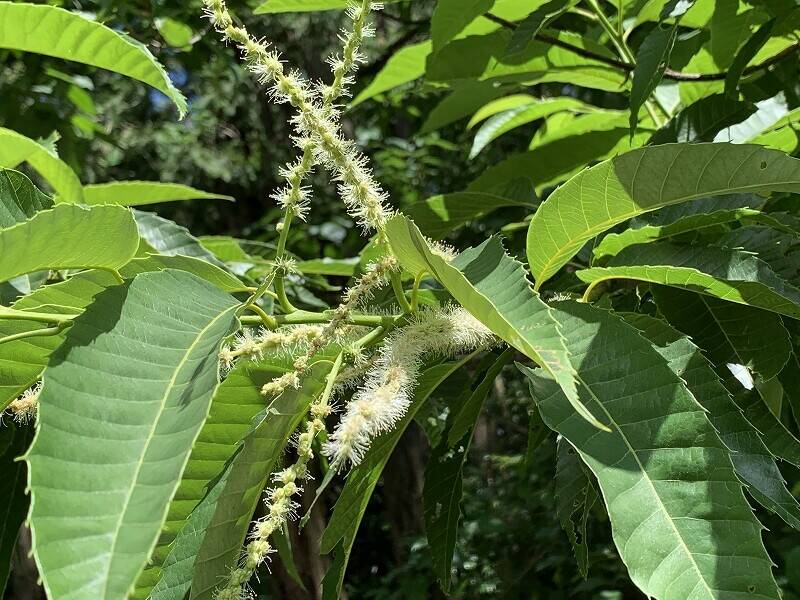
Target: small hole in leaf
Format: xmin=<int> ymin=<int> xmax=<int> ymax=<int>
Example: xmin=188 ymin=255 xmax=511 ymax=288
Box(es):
xmin=748 ymin=585 xmax=756 ymax=593
xmin=760 ymin=161 xmax=767 ymax=169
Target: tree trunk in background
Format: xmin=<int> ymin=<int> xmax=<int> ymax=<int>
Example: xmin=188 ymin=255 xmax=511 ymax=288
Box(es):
xmin=5 ymin=526 xmax=45 ymax=600
xmin=381 ymin=421 xmax=427 ymax=562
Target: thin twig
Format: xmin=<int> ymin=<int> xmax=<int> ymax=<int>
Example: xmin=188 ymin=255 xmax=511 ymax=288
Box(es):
xmin=484 ymin=12 xmax=799 ymax=82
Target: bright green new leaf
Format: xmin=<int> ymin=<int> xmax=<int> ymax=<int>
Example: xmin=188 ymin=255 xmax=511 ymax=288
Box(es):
xmin=189 ymin=363 xmax=331 ymax=600
xmin=0 ymin=168 xmax=52 ymax=227
xmin=0 ymin=128 xmax=83 ymax=204
xmin=521 ymin=301 xmax=780 ymax=600
xmin=82 ymin=182 xmax=233 ymax=206
xmin=579 ymin=241 xmax=800 ymax=319
xmin=27 ymin=270 xmax=239 ymax=600
xmin=527 ymin=143 xmax=800 ymax=287
xmin=470 ymin=97 xmax=593 ymax=158
xmin=321 ymin=361 xmax=468 ymax=600
xmin=406 ymin=191 xmax=534 ymax=239
xmin=155 ymin=17 xmax=194 ymax=49
xmin=0 ymin=204 xmax=139 ymax=283
xmin=385 ymin=214 xmax=606 ymax=430
xmin=431 ymin=0 xmax=493 ymax=51
xmin=351 ymin=41 xmax=432 ymax=106
xmin=0 ymin=2 xmax=186 ymax=117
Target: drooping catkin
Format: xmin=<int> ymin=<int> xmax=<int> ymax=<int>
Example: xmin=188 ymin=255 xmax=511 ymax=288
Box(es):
xmin=203 ymin=0 xmax=390 ymax=232
xmin=325 ymin=306 xmax=496 ymax=467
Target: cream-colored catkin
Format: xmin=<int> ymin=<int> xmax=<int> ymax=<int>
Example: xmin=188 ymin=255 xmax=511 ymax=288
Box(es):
xmin=6 ymin=382 xmax=41 ymax=424
xmin=203 ymin=0 xmax=389 ymax=232
xmin=325 ymin=306 xmax=496 ymax=467
xmin=259 ymin=255 xmax=397 ymax=398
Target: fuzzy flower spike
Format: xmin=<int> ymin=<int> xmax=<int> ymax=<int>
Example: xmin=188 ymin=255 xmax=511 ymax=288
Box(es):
xmin=325 ymin=306 xmax=496 ymax=467
xmin=203 ymin=0 xmax=390 ymax=232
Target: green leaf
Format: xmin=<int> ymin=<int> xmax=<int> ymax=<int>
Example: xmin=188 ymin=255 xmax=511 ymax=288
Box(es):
xmin=255 ymin=0 xmax=402 ymax=13
xmin=649 ymin=94 xmax=756 ymax=144
xmin=27 ymin=270 xmax=238 ymax=600
xmin=592 ymin=207 xmax=765 ymax=261
xmin=470 ymin=97 xmax=593 ymax=158
xmin=520 ymin=301 xmax=780 ymax=600
xmin=133 ymin=210 xmax=226 ymax=267
xmin=0 ymin=2 xmax=186 ymax=117
xmin=554 ymin=438 xmax=597 ymax=578
xmin=629 ymin=23 xmax=677 ymax=134
xmin=527 ymin=143 xmax=800 ymax=287
xmin=425 ymin=349 xmax=512 ymax=591
xmin=155 ymin=17 xmax=194 ymax=50
xmin=351 ymin=41 xmax=432 ymax=106
xmin=505 ymin=0 xmax=573 ymax=55
xmin=0 ymin=424 xmax=32 ymax=595
xmin=468 ymin=112 xmax=651 ymax=202
xmin=0 ymin=128 xmax=83 ymax=204
xmin=320 ymin=361 xmax=467 ymax=600
xmin=579 ymin=241 xmax=800 ymax=319
xmin=0 ymin=271 xmax=117 ymax=411
xmin=420 ymin=81 xmax=510 ymax=133
xmin=653 ymin=286 xmax=792 ymax=381
xmin=295 ymin=258 xmax=359 ymax=276
xmin=0 ymin=168 xmax=53 ymax=227
xmin=466 ymin=93 xmax=538 ymax=129
xmin=724 ymin=18 xmax=775 ymax=96
xmin=136 ymin=358 xmax=328 ymax=599
xmin=431 ymin=0 xmax=493 ymax=51
xmin=385 ymin=214 xmax=607 ymax=430
xmin=426 ymin=29 xmax=629 ymax=92
xmin=188 ymin=362 xmax=331 ymax=600
xmin=121 ymin=255 xmax=250 ymax=294
xmin=624 ymin=311 xmax=800 ymax=531
xmin=82 ymin=182 xmax=233 ymax=207
xmin=406 ymin=191 xmax=534 ymax=239
xmin=0 ymin=204 xmax=139 ymax=283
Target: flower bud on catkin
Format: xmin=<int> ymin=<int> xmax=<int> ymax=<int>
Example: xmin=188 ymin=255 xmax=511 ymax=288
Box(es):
xmin=325 ymin=306 xmax=495 ymax=467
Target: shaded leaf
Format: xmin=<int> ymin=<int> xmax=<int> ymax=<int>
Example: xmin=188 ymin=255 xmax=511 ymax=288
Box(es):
xmin=649 ymin=94 xmax=756 ymax=144
xmin=505 ymin=0 xmax=573 ymax=55
xmin=527 ymin=143 xmax=800 ymax=287
xmin=0 ymin=168 xmax=52 ymax=228
xmin=432 ymin=0 xmax=493 ymax=51
xmin=0 ymin=128 xmax=83 ymax=203
xmin=520 ymin=300 xmax=780 ymax=600
xmin=554 ymin=438 xmax=597 ymax=578
xmin=27 ymin=270 xmax=239 ymax=600
xmin=629 ymin=23 xmax=678 ymax=134
xmin=0 ymin=424 xmax=32 ymax=594
xmin=579 ymin=241 xmax=800 ymax=319
xmin=188 ymin=362 xmax=331 ymax=600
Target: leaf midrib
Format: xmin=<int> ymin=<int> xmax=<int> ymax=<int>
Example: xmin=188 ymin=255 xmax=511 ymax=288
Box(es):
xmin=575 ymin=371 xmax=715 ymax=598
xmin=100 ymin=305 xmax=235 ymax=599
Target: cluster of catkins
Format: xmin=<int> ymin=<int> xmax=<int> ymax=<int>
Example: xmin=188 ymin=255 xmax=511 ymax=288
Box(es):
xmin=203 ymin=1 xmax=498 ymax=598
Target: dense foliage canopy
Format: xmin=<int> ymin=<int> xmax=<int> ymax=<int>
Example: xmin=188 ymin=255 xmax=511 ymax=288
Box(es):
xmin=1 ymin=0 xmax=800 ymax=599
